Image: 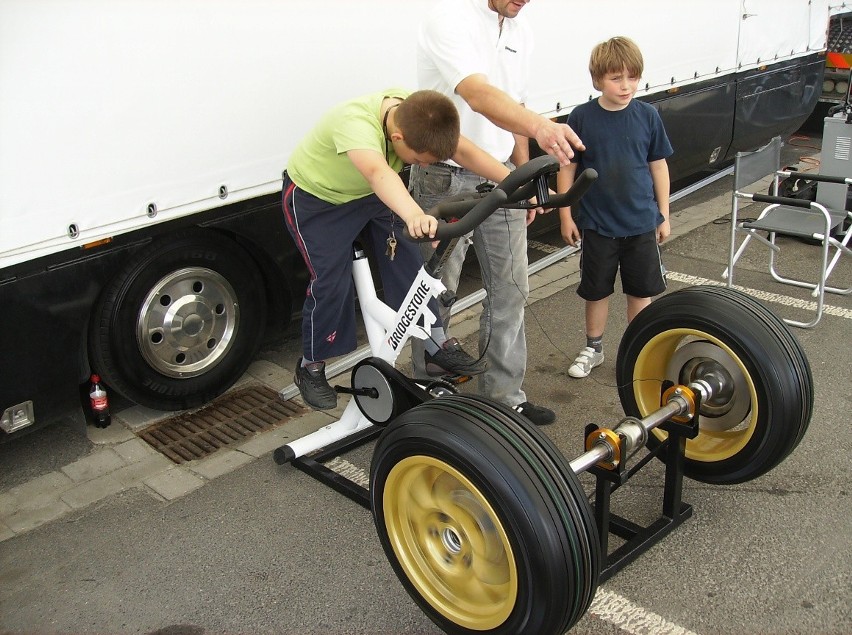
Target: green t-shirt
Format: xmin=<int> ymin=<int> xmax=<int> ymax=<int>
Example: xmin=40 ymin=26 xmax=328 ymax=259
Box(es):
xmin=286 ymin=88 xmax=411 ymax=205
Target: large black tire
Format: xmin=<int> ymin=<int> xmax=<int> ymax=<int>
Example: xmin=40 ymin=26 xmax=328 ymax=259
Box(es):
xmin=617 ymin=285 xmax=813 ymax=484
xmin=371 ymin=395 xmax=599 ymax=635
xmin=89 ymin=229 xmax=267 ymax=410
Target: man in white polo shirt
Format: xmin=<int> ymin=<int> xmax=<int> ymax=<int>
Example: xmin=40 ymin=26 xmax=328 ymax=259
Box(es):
xmin=410 ymin=0 xmax=583 ymax=426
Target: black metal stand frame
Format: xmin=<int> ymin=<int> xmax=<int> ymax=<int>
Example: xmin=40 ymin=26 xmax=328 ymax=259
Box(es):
xmin=588 ymin=412 xmax=700 ymax=583
xmin=287 ymin=358 xmax=435 ymax=510
xmin=291 ymin=426 xmax=378 ymax=509
xmin=288 ymin=368 xmax=702 ymax=585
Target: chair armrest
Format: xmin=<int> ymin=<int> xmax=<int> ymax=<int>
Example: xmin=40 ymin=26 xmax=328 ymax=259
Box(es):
xmin=787 ymin=171 xmax=851 ymax=186
xmin=751 ymin=193 xmax=815 ymax=209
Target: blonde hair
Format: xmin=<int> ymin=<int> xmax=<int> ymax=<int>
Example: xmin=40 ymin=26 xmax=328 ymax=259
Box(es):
xmin=589 ymin=36 xmax=644 ymax=89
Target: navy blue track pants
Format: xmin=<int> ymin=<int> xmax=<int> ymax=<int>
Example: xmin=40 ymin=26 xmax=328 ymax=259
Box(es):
xmin=282 ymin=173 xmax=442 ymax=361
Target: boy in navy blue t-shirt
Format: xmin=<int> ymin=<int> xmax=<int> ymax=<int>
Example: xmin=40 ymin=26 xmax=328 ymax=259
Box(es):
xmin=557 ymin=36 xmax=673 ymax=379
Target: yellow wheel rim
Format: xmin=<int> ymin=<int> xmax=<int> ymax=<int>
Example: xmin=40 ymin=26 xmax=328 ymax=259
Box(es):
xmin=632 ymin=328 xmax=759 ymax=463
xmin=383 ymin=455 xmax=518 ymax=631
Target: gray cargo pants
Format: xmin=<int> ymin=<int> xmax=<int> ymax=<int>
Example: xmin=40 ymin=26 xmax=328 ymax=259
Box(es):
xmin=409 ymin=163 xmax=529 ymax=408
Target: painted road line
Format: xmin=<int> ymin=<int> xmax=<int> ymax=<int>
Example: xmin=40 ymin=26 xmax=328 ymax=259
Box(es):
xmin=591 ymin=587 xmax=700 ymax=635
xmin=667 ymin=271 xmax=852 ymax=320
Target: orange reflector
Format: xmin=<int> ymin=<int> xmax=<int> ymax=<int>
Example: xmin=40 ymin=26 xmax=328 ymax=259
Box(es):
xmin=827 ymin=51 xmax=852 ymax=69
xmin=83 ymin=237 xmax=113 ymax=250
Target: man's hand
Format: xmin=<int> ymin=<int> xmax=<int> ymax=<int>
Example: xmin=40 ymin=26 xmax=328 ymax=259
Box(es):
xmin=535 ymin=120 xmax=584 ymax=166
xmin=455 ymin=76 xmax=584 ymax=167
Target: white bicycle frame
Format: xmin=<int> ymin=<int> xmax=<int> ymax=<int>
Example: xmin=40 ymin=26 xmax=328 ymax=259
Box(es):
xmin=283 ymin=244 xmax=446 ymax=459
xmin=278 ymin=156 xmax=596 ymax=461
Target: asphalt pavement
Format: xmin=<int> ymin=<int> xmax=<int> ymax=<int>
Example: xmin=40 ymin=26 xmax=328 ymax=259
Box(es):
xmin=1 ymin=130 xmax=850 ymax=635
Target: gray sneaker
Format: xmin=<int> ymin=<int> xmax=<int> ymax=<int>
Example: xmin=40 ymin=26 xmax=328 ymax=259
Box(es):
xmin=568 ymin=346 xmax=605 ymax=378
xmin=294 ymin=359 xmax=338 ymax=410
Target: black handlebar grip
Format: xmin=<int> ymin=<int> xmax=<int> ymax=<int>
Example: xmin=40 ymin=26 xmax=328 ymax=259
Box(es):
xmin=429 ymin=188 xmax=509 ymax=240
xmin=546 ymin=168 xmax=598 ymax=209
xmin=495 ymin=154 xmax=560 ymax=195
xmin=405 ymin=158 xmax=595 ymax=242
xmin=423 ymin=155 xmax=560 ymax=221
xmin=423 ymin=191 xmax=490 ymax=220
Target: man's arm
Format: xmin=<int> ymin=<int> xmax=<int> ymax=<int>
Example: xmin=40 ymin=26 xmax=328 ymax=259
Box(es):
xmin=649 ymin=158 xmax=671 ymax=243
xmin=347 ymin=149 xmax=438 ymax=239
xmin=509 ymin=131 xmax=529 ymax=168
xmin=452 ymin=135 xmax=511 ymax=184
xmin=456 ymin=74 xmax=584 ymax=166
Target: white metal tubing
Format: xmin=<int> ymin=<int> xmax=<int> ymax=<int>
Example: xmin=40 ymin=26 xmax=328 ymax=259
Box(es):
xmin=374 ymin=267 xmax=445 ymax=360
xmin=281 ymin=256 xmax=450 ymax=459
xmin=283 ymin=399 xmax=374 ymax=460
xmin=670 ymin=165 xmax=733 ymax=203
xmin=351 ymin=254 xmax=399 ymax=355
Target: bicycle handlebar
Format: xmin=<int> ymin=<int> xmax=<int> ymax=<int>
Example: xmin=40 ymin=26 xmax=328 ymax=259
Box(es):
xmin=408 ymin=155 xmax=597 ymax=242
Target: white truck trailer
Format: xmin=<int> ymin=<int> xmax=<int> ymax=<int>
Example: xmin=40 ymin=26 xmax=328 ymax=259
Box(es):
xmin=0 ymin=0 xmax=840 ymax=437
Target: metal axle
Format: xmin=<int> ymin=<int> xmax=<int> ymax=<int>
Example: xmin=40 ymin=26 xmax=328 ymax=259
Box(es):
xmin=569 ymin=383 xmax=705 ymax=475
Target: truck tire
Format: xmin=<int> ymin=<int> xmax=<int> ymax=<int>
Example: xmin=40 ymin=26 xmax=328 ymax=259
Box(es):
xmin=89 ymin=229 xmax=267 ymax=411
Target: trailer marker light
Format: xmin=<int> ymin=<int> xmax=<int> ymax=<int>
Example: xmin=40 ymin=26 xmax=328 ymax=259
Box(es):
xmin=83 ymin=237 xmax=113 ymax=250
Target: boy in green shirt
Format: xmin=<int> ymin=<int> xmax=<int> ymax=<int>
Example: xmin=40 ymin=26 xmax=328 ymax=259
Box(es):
xmin=283 ymin=89 xmax=510 ymax=410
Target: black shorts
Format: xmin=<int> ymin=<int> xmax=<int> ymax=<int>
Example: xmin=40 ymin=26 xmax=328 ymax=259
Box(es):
xmin=577 ymin=229 xmax=667 ymax=301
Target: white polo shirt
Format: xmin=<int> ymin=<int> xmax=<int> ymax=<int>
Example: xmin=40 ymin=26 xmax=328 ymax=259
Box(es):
xmin=418 ymin=0 xmax=533 ymax=165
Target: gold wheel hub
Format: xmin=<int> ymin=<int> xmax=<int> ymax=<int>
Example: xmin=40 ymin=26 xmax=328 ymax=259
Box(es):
xmin=633 ymin=329 xmax=759 ymax=463
xmin=383 ymin=455 xmax=518 ymax=630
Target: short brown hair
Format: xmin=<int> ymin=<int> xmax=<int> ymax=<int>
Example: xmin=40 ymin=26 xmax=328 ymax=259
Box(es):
xmin=395 ymin=90 xmax=460 ymax=161
xmin=589 ymin=36 xmax=644 ymax=89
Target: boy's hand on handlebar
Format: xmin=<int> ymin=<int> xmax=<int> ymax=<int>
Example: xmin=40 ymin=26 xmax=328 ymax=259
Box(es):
xmin=406 ymin=212 xmax=439 ymax=240
xmin=535 ymin=121 xmax=584 ymax=167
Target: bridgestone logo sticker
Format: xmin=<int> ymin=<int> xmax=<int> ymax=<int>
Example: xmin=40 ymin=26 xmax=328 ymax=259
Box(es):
xmin=387 ymin=280 xmax=430 ymax=351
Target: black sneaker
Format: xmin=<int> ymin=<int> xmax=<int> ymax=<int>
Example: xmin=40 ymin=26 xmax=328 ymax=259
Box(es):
xmin=294 ymin=358 xmax=337 ymax=410
xmin=513 ymin=401 xmax=556 ymax=426
xmin=425 ymin=338 xmax=487 ymax=377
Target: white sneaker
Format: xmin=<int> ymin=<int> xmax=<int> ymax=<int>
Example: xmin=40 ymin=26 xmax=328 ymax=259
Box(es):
xmin=568 ymin=346 xmax=604 ymax=378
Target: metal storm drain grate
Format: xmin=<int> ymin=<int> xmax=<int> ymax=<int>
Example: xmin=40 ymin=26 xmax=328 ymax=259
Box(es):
xmin=138 ymin=384 xmax=307 ymax=464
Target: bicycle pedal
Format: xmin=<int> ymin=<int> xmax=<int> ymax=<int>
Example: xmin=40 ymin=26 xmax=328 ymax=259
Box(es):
xmin=437 ymin=373 xmax=472 ymax=385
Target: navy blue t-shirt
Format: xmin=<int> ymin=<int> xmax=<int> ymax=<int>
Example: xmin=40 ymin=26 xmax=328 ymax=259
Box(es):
xmin=568 ymin=98 xmax=673 ymax=237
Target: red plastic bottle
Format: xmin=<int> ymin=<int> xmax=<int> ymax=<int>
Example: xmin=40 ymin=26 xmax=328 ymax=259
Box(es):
xmin=89 ymin=374 xmax=111 ymax=428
